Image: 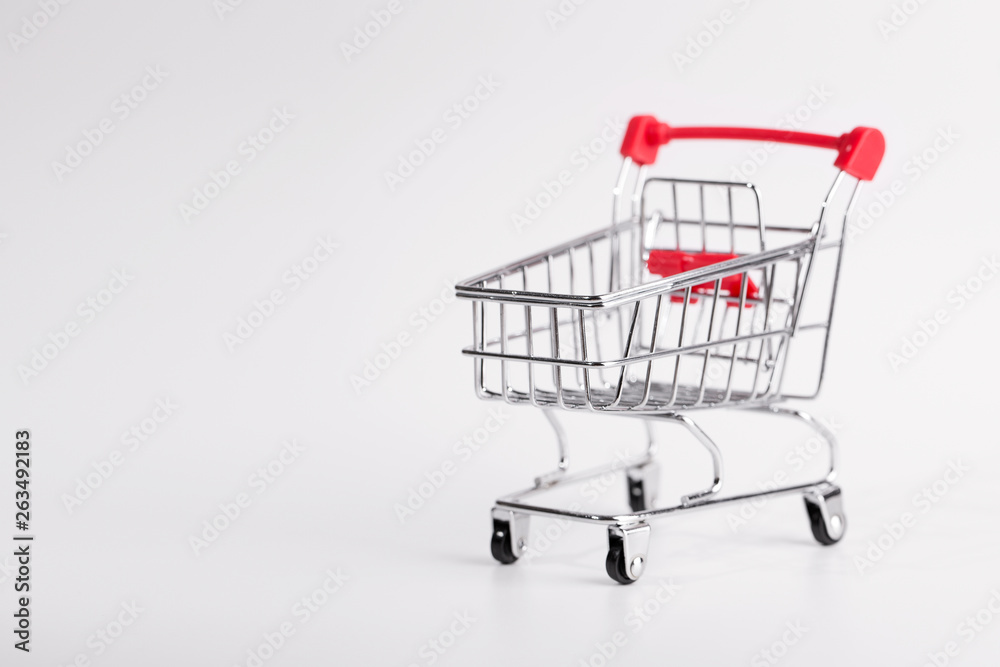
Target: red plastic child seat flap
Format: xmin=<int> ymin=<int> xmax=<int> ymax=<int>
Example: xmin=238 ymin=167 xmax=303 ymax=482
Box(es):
xmin=647 ymin=250 xmax=759 ymax=307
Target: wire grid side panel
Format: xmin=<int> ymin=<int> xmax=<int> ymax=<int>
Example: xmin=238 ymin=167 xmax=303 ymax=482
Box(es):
xmin=641 ymin=179 xmax=766 ymax=262
xmin=474 ymin=252 xmax=805 ymax=411
xmin=619 ymin=268 xmax=795 ymax=410
xmin=476 ymin=300 xmax=629 ymax=408
xmin=474 ymin=225 xmax=642 ymax=299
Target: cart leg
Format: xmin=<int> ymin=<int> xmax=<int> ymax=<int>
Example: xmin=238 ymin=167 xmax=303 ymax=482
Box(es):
xmin=803 ymin=484 xmax=846 ymax=545
xmin=490 ymin=507 xmax=530 ymax=564
xmin=658 ymin=414 xmax=724 ymax=505
xmin=752 ymin=406 xmax=845 ymax=543
xmin=533 ymin=409 xmax=571 ymax=487
xmin=755 ymin=405 xmax=838 ymax=482
xmin=606 ymin=523 xmax=651 ymax=585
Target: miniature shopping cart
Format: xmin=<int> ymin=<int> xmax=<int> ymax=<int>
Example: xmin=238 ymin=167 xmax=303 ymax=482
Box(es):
xmin=456 ymin=115 xmax=884 ymax=583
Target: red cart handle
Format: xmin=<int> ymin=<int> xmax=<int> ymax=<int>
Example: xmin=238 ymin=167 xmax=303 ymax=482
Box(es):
xmin=620 ymin=115 xmax=885 ymax=181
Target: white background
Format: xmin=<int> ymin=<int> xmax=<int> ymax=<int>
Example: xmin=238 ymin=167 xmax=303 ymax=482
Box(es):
xmin=1 ymin=0 xmax=999 ymax=665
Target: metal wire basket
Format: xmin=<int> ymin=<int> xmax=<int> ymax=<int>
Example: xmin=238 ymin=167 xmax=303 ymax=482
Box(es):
xmin=456 ymin=115 xmax=884 ymax=583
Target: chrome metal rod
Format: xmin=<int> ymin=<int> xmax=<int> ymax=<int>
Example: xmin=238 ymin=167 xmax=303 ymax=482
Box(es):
xmin=658 ymin=414 xmax=724 ymax=504
xmin=497 ymin=478 xmax=834 ymax=526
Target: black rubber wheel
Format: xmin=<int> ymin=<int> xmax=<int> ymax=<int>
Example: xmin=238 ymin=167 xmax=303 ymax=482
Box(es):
xmin=490 ymin=518 xmax=519 ymax=564
xmin=628 ymin=477 xmax=647 ymax=513
xmin=804 ymin=490 xmax=845 ymax=546
xmin=605 ymin=535 xmax=636 ymax=585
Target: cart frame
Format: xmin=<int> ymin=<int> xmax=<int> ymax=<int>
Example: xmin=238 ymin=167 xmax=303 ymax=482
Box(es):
xmin=456 ymin=117 xmax=884 ymax=583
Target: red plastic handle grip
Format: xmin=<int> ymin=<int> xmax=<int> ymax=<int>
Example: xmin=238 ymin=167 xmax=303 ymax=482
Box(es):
xmin=620 ymin=115 xmax=885 ymax=181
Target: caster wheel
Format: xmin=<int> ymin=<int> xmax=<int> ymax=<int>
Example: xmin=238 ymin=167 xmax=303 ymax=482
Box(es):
xmin=804 ymin=486 xmax=846 ymax=546
xmin=627 ymin=477 xmax=647 ymax=513
xmin=605 ymin=535 xmax=636 ymax=585
xmin=605 ymin=524 xmax=650 ymax=585
xmin=490 ymin=518 xmax=519 ymax=564
xmin=626 ymin=463 xmax=658 ymax=513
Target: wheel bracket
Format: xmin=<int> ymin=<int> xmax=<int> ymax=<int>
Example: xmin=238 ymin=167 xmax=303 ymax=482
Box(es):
xmin=608 ymin=522 xmax=651 ymax=581
xmin=492 ymin=507 xmax=530 ymax=558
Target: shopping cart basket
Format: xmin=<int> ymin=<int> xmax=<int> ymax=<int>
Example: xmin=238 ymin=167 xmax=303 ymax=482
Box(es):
xmin=456 ymin=115 xmax=884 ymax=583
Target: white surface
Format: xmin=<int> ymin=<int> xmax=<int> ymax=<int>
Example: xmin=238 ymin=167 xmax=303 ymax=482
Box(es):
xmin=2 ymin=1 xmax=999 ymax=664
